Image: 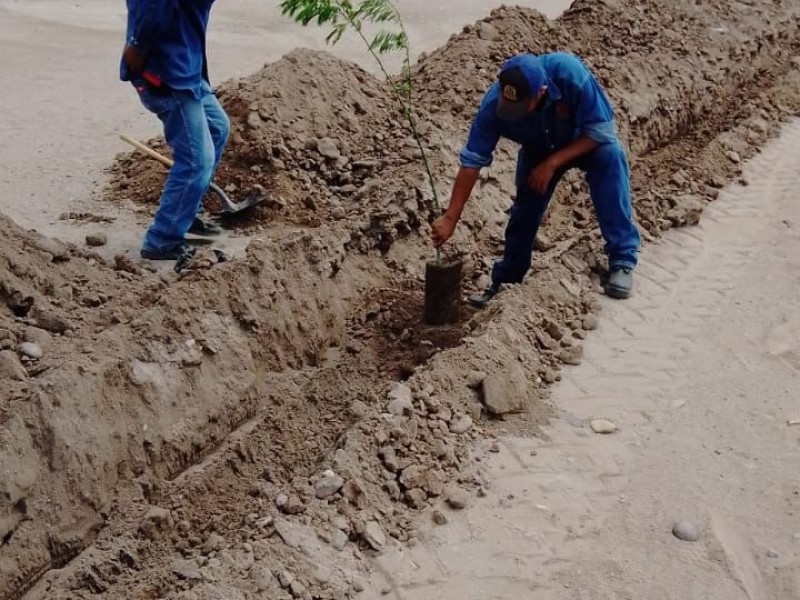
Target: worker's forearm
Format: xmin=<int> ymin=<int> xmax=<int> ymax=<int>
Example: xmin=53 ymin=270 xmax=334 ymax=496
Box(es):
xmin=547 ymin=135 xmax=599 ymax=169
xmin=444 ymin=167 xmax=481 ymax=222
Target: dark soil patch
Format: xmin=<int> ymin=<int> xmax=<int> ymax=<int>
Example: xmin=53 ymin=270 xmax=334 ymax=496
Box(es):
xmin=349 ymin=285 xmax=476 ymax=380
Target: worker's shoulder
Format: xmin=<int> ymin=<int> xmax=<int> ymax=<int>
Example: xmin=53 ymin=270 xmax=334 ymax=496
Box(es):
xmin=477 ymin=81 xmax=501 ymax=111
xmin=542 ymin=52 xmax=592 ymax=80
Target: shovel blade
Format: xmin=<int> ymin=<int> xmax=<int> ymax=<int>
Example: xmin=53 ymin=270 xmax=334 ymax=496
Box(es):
xmin=216 ymin=194 xmax=268 ymax=219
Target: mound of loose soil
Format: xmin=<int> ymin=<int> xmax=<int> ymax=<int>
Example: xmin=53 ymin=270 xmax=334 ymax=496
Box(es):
xmin=2 ymin=0 xmax=800 ymax=598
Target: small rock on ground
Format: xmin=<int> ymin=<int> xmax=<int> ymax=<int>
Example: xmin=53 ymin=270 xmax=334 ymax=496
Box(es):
xmin=331 ymin=528 xmax=348 ymax=551
xmin=252 ymin=566 xmax=273 ymax=592
xmin=202 ymin=532 xmax=225 ymax=554
xmin=481 ymin=362 xmax=528 ymax=416
xmin=312 ymin=566 xmax=331 ymax=585
xmin=672 ymin=520 xmax=699 ymax=542
xmin=277 ymin=570 xmax=294 ymax=588
xmin=446 ymin=487 xmax=469 ymax=510
xmin=449 ymin=414 xmax=473 ymax=434
xmin=0 ymin=350 xmax=27 ymax=381
xmin=314 ymin=470 xmax=344 ymax=499
xmin=432 ymin=510 xmax=448 ymax=525
xmin=19 ymin=342 xmax=43 ymax=359
xmin=558 ymin=345 xmax=584 ymax=366
xmin=364 ymin=521 xmax=386 ymax=550
xmin=387 ymin=382 xmax=413 ymax=415
xmin=767 ymin=549 xmax=779 ymax=558
xmin=171 ymin=558 xmax=202 ymax=581
xmin=23 ymin=327 xmax=51 ymax=348
xmin=143 ymin=506 xmax=172 ymax=528
xmin=85 ymin=232 xmax=108 ymax=247
xmin=316 ymin=137 xmax=341 ymax=160
xmin=583 ymin=314 xmax=599 ymax=330
xmin=590 ymin=419 xmax=617 ymax=434
xmin=280 ymin=495 xmax=306 ymax=515
xmin=478 ymin=21 xmax=499 ymax=40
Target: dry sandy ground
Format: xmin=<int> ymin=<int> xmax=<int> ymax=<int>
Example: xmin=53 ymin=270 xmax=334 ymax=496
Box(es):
xmin=0 ymin=0 xmax=568 ymax=257
xmin=364 ymin=120 xmax=800 ymax=599
xmin=2 ymin=1 xmax=799 ymax=599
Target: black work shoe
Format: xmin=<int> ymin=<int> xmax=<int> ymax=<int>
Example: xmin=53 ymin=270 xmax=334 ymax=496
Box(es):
xmin=605 ymin=267 xmax=633 ymax=299
xmin=140 ymin=242 xmax=197 ymax=261
xmin=188 ymin=217 xmax=222 ymax=237
xmin=468 ymin=283 xmax=501 ymax=309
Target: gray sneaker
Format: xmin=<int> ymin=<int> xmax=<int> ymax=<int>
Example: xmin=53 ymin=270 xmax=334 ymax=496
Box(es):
xmin=605 ymin=267 xmax=633 ymax=299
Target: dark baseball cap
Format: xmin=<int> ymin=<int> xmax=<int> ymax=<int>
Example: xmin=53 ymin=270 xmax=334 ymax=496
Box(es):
xmin=496 ymin=55 xmax=547 ymax=121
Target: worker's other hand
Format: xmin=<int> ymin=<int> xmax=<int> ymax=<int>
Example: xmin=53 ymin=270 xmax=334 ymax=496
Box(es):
xmin=528 ymin=159 xmax=558 ymax=195
xmin=123 ymin=44 xmax=146 ymax=75
xmin=431 ymin=214 xmax=457 ymax=248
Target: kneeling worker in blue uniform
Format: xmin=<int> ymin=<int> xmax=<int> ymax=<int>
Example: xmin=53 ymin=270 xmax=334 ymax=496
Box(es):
xmin=431 ymin=53 xmax=640 ymax=307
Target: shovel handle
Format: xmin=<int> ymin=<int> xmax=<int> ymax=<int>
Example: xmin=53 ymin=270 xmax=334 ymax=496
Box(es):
xmin=119 ymin=133 xmax=174 ymax=168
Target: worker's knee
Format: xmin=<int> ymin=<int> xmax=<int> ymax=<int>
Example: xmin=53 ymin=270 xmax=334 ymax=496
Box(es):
xmin=198 ymin=146 xmax=216 ymax=185
xmin=217 ymin=112 xmax=230 ymax=147
xmin=587 ymin=142 xmax=628 ymax=173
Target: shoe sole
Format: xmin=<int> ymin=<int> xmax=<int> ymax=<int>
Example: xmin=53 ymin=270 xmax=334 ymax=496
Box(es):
xmin=604 ymin=284 xmax=632 ymax=299
xmin=468 ymin=295 xmax=496 ymax=309
xmin=186 ymin=230 xmax=222 ymax=238
xmin=140 ymin=248 xmax=197 ymax=261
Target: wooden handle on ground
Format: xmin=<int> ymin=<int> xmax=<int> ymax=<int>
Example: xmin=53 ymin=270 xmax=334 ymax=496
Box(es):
xmin=118 ymin=132 xmax=174 ymax=168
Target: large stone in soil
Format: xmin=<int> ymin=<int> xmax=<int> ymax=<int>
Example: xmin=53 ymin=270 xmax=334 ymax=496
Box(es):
xmin=481 ymin=362 xmax=529 ymax=416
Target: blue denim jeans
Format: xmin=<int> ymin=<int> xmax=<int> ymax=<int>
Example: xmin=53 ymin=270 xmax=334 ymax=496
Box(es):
xmin=491 ymin=142 xmax=640 ymax=286
xmin=133 ymin=80 xmax=230 ymax=253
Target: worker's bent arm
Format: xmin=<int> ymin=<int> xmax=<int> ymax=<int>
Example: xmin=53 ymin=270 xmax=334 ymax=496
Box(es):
xmin=547 ymin=134 xmax=599 ymax=170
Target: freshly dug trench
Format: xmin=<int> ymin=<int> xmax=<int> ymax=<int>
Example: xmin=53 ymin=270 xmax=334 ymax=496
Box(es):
xmin=423 ymin=258 xmax=463 ymax=325
xmin=6 ymin=0 xmax=800 ymax=597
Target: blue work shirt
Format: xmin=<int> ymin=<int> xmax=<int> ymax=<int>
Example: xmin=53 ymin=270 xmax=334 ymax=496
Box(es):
xmin=460 ymin=52 xmax=619 ymax=169
xmin=120 ymin=0 xmax=216 ymax=97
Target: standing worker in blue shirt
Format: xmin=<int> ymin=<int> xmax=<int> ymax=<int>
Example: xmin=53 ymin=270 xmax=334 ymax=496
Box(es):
xmin=121 ymin=0 xmax=228 ymax=261
xmin=431 ymin=53 xmax=640 ymax=306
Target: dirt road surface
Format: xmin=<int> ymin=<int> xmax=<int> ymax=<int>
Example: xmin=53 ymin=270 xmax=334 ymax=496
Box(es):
xmin=366 ymin=121 xmax=800 ymax=599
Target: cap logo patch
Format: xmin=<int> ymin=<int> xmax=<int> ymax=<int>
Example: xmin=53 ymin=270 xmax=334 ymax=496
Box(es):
xmin=502 ymin=84 xmax=519 ymax=102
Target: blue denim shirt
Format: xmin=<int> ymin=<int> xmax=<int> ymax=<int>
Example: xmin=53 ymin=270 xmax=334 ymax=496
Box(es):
xmin=120 ymin=0 xmax=216 ymax=97
xmin=460 ymin=52 xmax=619 ymax=169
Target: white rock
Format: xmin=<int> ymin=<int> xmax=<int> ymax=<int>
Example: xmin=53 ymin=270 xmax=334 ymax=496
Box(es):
xmin=19 ymin=342 xmax=43 ymax=359
xmin=387 ymin=382 xmax=413 ymax=415
xmin=364 ymin=521 xmax=386 ymax=550
xmin=331 ymin=528 xmax=348 ymax=551
xmin=590 ymin=419 xmax=617 ymax=434
xmin=315 ymin=470 xmax=344 ymax=499
xmin=449 ymin=414 xmax=473 ymax=434
xmin=672 ymin=520 xmax=699 ymax=542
